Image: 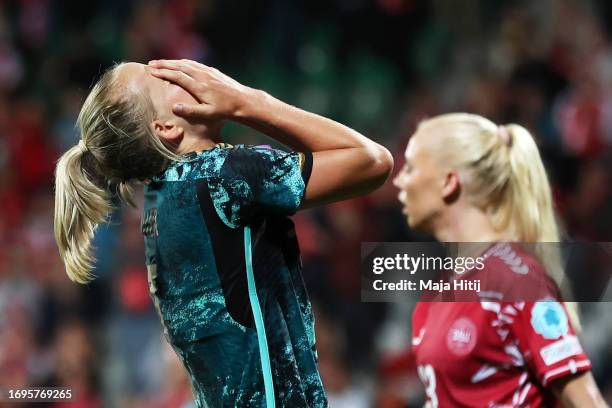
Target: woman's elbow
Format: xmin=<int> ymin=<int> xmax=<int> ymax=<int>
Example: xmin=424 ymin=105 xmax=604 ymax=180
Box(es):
xmin=367 ymin=144 xmax=394 ymax=185
xmin=360 ymin=143 xmax=393 ymax=191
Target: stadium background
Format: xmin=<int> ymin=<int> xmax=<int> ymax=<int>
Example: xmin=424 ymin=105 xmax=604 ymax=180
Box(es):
xmin=1 ymin=0 xmax=611 ymax=406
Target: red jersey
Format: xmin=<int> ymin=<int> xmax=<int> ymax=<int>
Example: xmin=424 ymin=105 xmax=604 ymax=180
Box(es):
xmin=412 ymin=243 xmax=591 ymax=407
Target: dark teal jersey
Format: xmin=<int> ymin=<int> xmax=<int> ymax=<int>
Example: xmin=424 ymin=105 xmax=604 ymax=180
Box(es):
xmin=140 ymin=144 xmax=327 ymax=408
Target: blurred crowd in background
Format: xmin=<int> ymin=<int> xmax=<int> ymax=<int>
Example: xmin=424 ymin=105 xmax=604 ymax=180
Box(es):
xmin=1 ymin=0 xmax=612 ymax=407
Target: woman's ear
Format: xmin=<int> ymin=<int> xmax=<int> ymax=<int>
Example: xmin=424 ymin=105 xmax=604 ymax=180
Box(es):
xmin=442 ymin=170 xmax=461 ymax=203
xmin=152 ymin=120 xmax=184 ymax=142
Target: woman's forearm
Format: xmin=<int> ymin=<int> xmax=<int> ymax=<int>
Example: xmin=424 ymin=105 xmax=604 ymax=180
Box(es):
xmin=235 ymin=89 xmax=393 ymax=207
xmin=235 ymin=88 xmax=383 ymax=153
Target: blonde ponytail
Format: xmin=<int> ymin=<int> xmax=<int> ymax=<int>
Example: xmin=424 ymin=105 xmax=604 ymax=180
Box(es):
xmin=54 ymin=143 xmax=113 ymax=283
xmin=501 ymin=124 xmax=580 ymax=329
xmin=54 ymin=62 xmax=179 ymax=284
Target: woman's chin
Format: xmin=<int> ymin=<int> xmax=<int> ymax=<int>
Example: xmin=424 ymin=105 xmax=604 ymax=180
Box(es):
xmin=407 ymin=218 xmax=418 ymax=230
xmin=405 ymin=213 xmax=417 ymax=228
xmin=406 ymin=214 xmax=427 ymax=232
xmin=402 ymin=207 xmax=425 ymax=231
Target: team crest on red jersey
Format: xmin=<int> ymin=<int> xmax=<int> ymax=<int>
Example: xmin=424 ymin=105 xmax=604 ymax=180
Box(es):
xmin=446 ymin=317 xmax=477 ymax=356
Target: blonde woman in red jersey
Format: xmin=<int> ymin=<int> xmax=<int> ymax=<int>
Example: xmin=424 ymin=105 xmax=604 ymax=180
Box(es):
xmin=393 ymin=113 xmax=608 ymax=407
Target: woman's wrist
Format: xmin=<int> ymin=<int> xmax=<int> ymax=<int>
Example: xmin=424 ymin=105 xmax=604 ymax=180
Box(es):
xmin=233 ymin=87 xmax=273 ymax=122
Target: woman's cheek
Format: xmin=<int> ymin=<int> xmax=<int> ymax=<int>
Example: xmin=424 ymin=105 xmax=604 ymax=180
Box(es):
xmin=404 ymin=177 xmax=418 ymax=205
xmin=405 ymin=175 xmax=426 ymax=219
xmin=168 ymin=85 xmax=199 ymax=106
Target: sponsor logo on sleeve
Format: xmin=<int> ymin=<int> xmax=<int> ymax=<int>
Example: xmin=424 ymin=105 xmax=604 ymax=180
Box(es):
xmin=540 ymin=336 xmax=583 ymax=365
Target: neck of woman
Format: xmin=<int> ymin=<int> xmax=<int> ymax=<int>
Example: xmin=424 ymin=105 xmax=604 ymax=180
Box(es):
xmin=178 ymin=123 xmax=224 ymax=154
xmin=433 ymin=204 xmax=507 ymax=244
xmin=433 ymin=206 xmax=509 ymax=259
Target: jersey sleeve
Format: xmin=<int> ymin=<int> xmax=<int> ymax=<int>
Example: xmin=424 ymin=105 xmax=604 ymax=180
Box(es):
xmin=511 ymin=299 xmax=592 ymax=387
xmin=208 ymin=145 xmax=313 ymax=228
xmin=411 ymin=302 xmax=429 ymax=352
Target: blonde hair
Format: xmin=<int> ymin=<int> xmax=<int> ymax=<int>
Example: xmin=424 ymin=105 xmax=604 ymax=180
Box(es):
xmin=54 ymin=63 xmax=179 ymax=284
xmin=421 ymin=113 xmax=580 ymax=328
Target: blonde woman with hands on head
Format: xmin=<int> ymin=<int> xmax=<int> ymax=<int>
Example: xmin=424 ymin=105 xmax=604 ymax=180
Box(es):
xmin=54 ymin=59 xmax=393 ymax=407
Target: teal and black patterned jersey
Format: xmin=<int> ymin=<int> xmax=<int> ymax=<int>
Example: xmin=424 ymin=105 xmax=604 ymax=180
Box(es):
xmin=140 ymin=144 xmax=327 ymax=408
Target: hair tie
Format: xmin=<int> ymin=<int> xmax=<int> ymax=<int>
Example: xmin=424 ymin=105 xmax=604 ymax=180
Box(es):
xmin=498 ymin=126 xmax=512 ymax=147
xmin=78 ymin=140 xmax=109 ymax=188
xmin=78 ymin=139 xmax=88 ymax=153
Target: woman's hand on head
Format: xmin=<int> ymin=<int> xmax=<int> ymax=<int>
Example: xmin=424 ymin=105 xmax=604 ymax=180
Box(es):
xmin=148 ymin=59 xmax=254 ymax=121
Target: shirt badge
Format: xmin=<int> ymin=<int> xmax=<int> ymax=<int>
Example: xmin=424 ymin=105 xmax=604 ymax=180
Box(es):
xmin=530 ymin=299 xmax=569 ymax=340
xmin=446 ymin=318 xmax=477 ymax=356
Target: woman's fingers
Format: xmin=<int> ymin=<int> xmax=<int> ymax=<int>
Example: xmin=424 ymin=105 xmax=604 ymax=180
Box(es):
xmin=148 ymin=59 xmax=199 ymax=78
xmin=148 ymin=59 xmax=245 ymax=119
xmin=148 ymin=67 xmax=206 ymax=97
xmin=172 ymin=103 xmax=213 ymax=118
xmin=181 ymin=59 xmax=218 ymax=74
